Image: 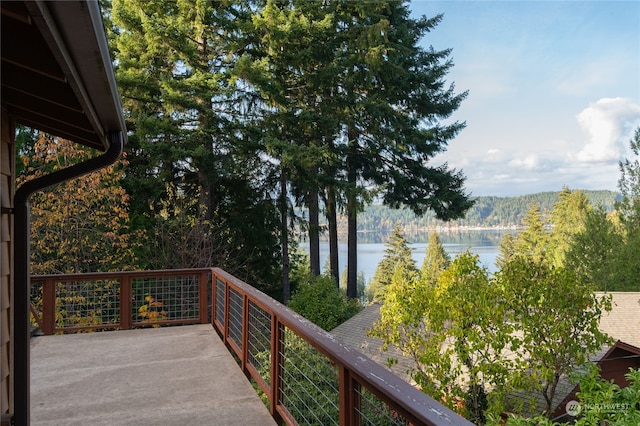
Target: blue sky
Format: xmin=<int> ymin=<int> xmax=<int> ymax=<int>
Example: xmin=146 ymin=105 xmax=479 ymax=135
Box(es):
xmin=409 ymin=0 xmax=640 ymax=196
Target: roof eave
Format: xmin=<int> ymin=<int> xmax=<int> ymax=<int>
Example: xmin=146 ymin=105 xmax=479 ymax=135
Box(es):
xmin=3 ymin=1 xmax=126 ymax=151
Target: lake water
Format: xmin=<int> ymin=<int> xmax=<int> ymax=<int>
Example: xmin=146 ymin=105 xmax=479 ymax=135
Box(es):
xmin=314 ymin=229 xmax=517 ymax=283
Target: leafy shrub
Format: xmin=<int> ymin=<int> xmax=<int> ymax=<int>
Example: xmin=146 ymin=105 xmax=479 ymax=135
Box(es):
xmin=288 ymin=274 xmax=361 ymax=331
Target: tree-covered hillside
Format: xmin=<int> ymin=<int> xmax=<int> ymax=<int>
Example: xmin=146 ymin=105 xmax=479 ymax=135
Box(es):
xmin=346 ymin=190 xmax=619 ymax=231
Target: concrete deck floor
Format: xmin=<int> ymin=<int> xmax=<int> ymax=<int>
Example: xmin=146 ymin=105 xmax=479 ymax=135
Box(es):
xmin=30 ymin=324 xmax=277 ymax=426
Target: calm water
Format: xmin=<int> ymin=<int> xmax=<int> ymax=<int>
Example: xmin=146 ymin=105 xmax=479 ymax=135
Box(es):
xmin=314 ymin=229 xmax=517 ymax=283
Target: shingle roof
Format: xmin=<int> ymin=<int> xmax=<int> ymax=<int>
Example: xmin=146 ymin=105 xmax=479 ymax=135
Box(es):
xmin=597 ymin=292 xmax=640 ymax=347
xmin=331 ymin=303 xmax=416 ymax=383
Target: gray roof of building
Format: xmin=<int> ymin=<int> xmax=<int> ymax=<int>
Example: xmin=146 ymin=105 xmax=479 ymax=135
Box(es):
xmin=597 ymin=292 xmax=640 ymax=348
xmin=331 ymin=303 xmax=416 ymax=383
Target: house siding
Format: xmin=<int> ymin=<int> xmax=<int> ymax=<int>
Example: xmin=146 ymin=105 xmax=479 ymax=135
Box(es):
xmin=0 ymin=109 xmax=14 ymax=416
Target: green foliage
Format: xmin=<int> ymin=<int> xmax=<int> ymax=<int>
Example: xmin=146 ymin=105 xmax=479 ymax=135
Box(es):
xmin=574 ymin=365 xmax=640 ymax=425
xmin=372 ymin=248 xmax=612 ymax=422
xmin=107 ymin=0 xmax=284 ymax=297
xmin=496 ymin=232 xmax=516 ymax=271
xmin=514 ymin=202 xmax=550 ymax=263
xmin=288 ymin=274 xmax=361 ymax=331
xmin=565 ymin=207 xmax=629 ymax=291
xmin=498 ymin=189 xmax=592 ymax=270
xmin=420 ymin=232 xmax=451 ymax=285
xmin=367 ymin=224 xmax=418 ymax=302
xmin=489 ymin=366 xmax=640 ymax=425
xmin=548 ymin=188 xmax=592 ymax=266
xmin=340 ymin=190 xmax=618 ymax=231
xmin=495 ymin=257 xmax=612 ymax=417
xmin=564 ymin=128 xmax=640 ymax=291
xmin=339 ymin=268 xmax=366 ymax=302
xmin=616 ymin=127 xmax=640 ymax=227
xmin=370 ymin=252 xmax=509 ymax=420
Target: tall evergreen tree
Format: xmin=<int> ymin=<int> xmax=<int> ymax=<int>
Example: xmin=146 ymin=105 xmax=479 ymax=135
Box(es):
xmin=108 ymin=0 xmax=282 ymax=295
xmin=367 ymin=224 xmax=417 ymax=302
xmin=617 ymin=127 xmax=640 ymax=226
xmin=420 ymin=232 xmax=450 ymax=285
xmin=233 ymin=0 xmax=342 ymax=298
xmin=565 ymin=207 xmax=626 ymax=291
xmin=327 ymin=1 xmax=472 ymax=297
xmin=548 ymin=187 xmax=591 ymax=267
xmin=513 ymin=202 xmax=550 ymax=263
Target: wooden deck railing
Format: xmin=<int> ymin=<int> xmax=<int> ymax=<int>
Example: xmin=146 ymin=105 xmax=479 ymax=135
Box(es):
xmin=30 ymin=269 xmax=210 ymax=334
xmin=210 ymin=268 xmax=473 ymax=426
xmin=30 ymin=268 xmax=473 ymax=426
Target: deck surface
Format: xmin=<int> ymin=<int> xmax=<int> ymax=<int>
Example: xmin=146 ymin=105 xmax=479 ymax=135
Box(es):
xmin=30 ymin=324 xmax=276 ymax=426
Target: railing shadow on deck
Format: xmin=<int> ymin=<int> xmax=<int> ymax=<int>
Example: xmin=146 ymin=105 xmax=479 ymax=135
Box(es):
xmin=30 ymin=268 xmax=473 ymax=426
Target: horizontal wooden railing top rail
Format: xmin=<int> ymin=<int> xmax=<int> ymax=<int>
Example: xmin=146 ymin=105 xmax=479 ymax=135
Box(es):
xmin=29 ymin=268 xmax=472 ymax=425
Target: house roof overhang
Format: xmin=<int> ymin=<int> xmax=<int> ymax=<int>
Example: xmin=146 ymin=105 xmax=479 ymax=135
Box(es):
xmin=1 ymin=0 xmax=126 ymax=151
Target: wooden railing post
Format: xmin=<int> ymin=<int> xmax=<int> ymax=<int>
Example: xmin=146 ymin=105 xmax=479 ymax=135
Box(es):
xmin=199 ymin=271 xmax=208 ymax=324
xmin=241 ymin=294 xmax=249 ymax=372
xmin=270 ymin=317 xmax=283 ymax=424
xmin=120 ymin=274 xmax=131 ymax=330
xmin=41 ymin=278 xmax=56 ymax=335
xmin=339 ymin=366 xmax=357 ymax=426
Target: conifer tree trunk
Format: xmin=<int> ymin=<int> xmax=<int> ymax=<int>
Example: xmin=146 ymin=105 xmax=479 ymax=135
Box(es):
xmin=326 ymin=184 xmax=339 ymax=287
xmin=346 ymin=196 xmax=357 ymax=298
xmin=308 ymin=185 xmax=321 ymax=276
xmin=346 ymin=129 xmax=358 ymax=299
xmin=280 ymin=169 xmax=291 ymax=303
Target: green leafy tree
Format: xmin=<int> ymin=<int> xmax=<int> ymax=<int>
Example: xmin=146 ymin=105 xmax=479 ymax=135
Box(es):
xmin=564 ymin=128 xmax=640 ymax=292
xmin=371 ymin=252 xmax=510 ymax=422
xmin=495 ymin=257 xmax=612 ymax=417
xmin=574 ymin=365 xmax=640 ymax=425
xmin=367 ymin=224 xmax=417 ymax=302
xmin=490 ymin=366 xmax=640 ymax=425
xmin=371 ymin=249 xmax=612 ymax=422
xmin=288 ymin=274 xmax=361 ymax=331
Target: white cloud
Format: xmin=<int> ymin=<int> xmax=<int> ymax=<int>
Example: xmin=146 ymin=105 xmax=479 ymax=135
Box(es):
xmin=574 ymin=98 xmax=640 ymax=163
xmin=509 ymin=154 xmax=541 ymax=170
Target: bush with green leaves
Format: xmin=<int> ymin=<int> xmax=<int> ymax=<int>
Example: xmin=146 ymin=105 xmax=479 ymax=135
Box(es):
xmin=488 ymin=366 xmax=640 ymax=426
xmin=288 ymin=273 xmax=361 ymax=331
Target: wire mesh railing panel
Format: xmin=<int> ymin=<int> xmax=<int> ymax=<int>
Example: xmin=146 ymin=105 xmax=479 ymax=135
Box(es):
xmin=55 ymin=280 xmax=120 ymax=328
xmin=227 ymin=287 xmax=243 ymax=350
xmin=279 ymin=329 xmax=340 ymax=426
xmin=30 ymin=281 xmax=44 ymax=328
xmin=356 ymin=384 xmax=410 ymax=426
xmin=247 ymin=301 xmax=272 ymax=386
xmin=215 ymin=278 xmax=225 ymax=327
xmin=131 ymin=275 xmax=199 ymax=324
